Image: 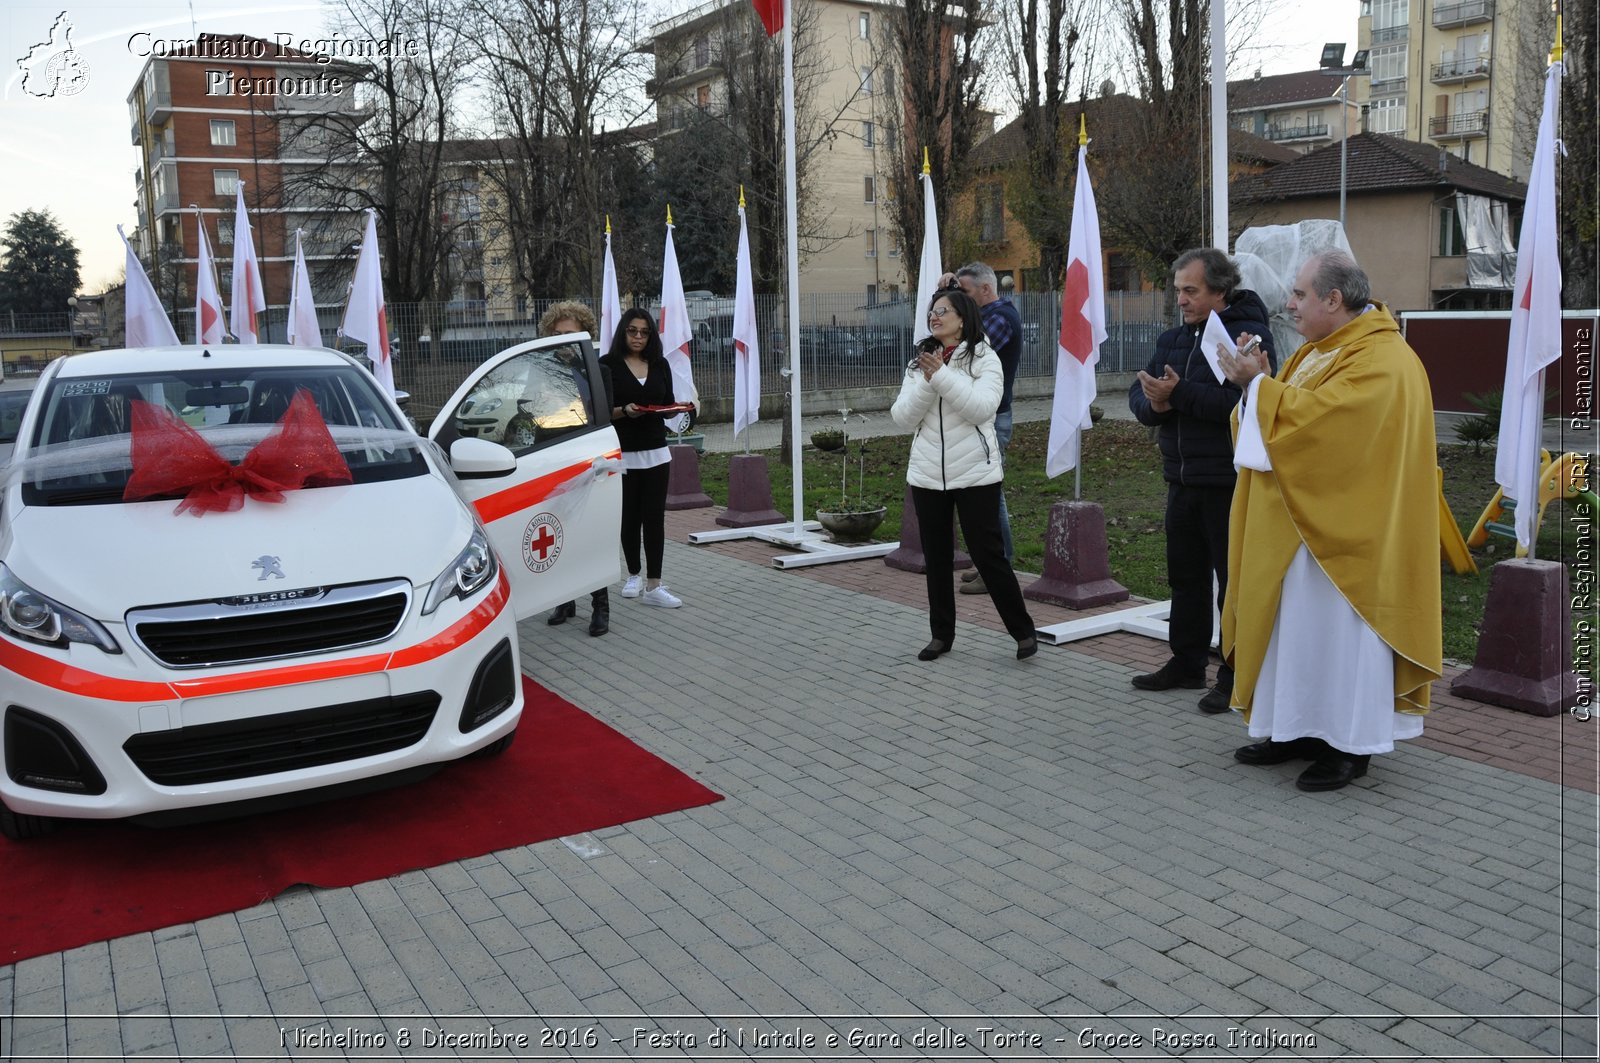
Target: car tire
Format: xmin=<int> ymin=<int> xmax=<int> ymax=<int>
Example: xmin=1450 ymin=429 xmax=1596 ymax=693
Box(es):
xmin=0 ymin=803 xmax=56 ymax=841
xmin=474 ymin=729 xmax=517 ymax=758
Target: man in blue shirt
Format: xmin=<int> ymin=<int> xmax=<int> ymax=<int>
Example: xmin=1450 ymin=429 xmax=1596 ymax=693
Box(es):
xmin=943 ymin=262 xmax=1024 ymax=596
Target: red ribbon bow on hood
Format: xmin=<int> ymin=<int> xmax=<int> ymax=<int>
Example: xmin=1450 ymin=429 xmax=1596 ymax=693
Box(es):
xmin=123 ymin=388 xmax=353 ymax=516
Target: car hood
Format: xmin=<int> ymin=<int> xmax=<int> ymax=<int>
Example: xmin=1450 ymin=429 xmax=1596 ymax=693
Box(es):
xmin=5 ymin=474 xmax=476 ymax=618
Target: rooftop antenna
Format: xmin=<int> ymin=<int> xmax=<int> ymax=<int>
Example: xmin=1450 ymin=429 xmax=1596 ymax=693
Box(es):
xmin=189 ymin=0 xmax=197 ymax=38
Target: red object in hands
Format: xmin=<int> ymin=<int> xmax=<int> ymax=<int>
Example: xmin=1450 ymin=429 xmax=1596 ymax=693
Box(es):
xmin=123 ymin=389 xmax=353 ymax=516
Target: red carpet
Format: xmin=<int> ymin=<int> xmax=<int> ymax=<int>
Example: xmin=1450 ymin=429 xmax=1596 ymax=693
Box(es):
xmin=0 ymin=677 xmax=721 ymax=964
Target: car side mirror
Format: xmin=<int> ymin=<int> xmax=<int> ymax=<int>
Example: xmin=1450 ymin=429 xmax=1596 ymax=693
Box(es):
xmin=449 ymin=437 xmax=517 ymax=478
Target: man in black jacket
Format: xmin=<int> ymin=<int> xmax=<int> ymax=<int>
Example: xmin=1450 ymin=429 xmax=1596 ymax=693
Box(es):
xmin=1128 ymin=248 xmax=1276 ymax=713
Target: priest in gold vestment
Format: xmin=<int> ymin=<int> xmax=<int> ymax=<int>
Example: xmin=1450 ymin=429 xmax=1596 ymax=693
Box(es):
xmin=1218 ymin=251 xmax=1442 ymax=792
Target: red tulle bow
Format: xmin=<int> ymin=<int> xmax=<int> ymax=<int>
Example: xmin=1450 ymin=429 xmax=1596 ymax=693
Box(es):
xmin=123 ymin=389 xmax=353 ymax=516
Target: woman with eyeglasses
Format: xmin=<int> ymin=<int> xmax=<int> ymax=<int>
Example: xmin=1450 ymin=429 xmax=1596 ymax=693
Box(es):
xmin=890 ymin=288 xmax=1036 ymax=662
xmin=601 ymin=308 xmax=685 ymax=608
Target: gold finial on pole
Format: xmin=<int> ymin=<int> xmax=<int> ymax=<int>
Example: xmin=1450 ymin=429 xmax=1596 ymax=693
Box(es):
xmin=1078 ymin=113 xmax=1088 ymax=146
xmin=739 ymin=184 xmax=746 ymax=209
xmin=666 ymin=204 xmax=673 ymax=226
xmin=921 ymin=146 xmax=931 ymax=175
xmin=605 ymin=214 xmax=612 ymax=234
xmin=1552 ymin=14 xmax=1563 ymax=63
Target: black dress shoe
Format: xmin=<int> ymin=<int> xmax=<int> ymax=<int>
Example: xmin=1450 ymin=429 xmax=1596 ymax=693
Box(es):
xmin=546 ymin=601 xmax=577 ymax=625
xmin=917 ymin=640 xmax=951 ymax=661
xmin=1197 ymin=686 xmax=1232 ymax=714
xmin=1296 ymin=752 xmax=1370 ymax=791
xmin=1234 ymin=737 xmax=1330 ymax=765
xmin=1130 ymin=660 xmax=1207 ymax=691
xmin=1016 ymin=635 xmax=1038 ymax=660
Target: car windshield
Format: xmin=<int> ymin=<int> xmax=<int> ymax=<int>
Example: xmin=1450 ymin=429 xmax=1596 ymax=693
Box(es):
xmin=20 ymin=365 xmax=425 ymax=506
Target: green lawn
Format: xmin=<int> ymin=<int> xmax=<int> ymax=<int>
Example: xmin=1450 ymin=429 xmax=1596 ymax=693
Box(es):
xmin=696 ymin=419 xmax=1594 ymax=664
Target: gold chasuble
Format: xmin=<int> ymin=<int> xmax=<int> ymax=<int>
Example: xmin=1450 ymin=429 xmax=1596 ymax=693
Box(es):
xmin=1221 ymin=304 xmax=1442 ymax=718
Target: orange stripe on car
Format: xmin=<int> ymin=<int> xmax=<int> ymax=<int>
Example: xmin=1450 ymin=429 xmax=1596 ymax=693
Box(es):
xmin=387 ymin=570 xmax=510 ymax=669
xmin=0 ymin=638 xmax=176 ymax=702
xmin=0 ymin=571 xmax=511 ymax=702
xmin=472 ymin=453 xmax=620 ymax=525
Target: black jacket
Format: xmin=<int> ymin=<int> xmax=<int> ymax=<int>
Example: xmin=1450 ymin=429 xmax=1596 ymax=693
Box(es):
xmin=1127 ymin=289 xmax=1277 ymax=488
xmin=601 ymin=353 xmax=677 ymax=453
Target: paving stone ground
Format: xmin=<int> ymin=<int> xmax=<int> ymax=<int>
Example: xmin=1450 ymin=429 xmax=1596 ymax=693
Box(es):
xmin=1 ymin=403 xmax=1595 ymax=1061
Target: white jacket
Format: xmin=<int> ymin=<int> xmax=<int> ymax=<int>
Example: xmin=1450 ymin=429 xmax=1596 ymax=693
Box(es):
xmin=889 ymin=339 xmax=1004 ymax=491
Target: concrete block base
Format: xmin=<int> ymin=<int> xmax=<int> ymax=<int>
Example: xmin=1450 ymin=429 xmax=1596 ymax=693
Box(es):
xmin=1023 ymin=500 xmax=1130 ymax=609
xmin=665 ymin=444 xmax=713 ymax=510
xmin=1453 ymin=558 xmax=1588 ymax=716
xmin=716 ymin=454 xmax=787 ymax=527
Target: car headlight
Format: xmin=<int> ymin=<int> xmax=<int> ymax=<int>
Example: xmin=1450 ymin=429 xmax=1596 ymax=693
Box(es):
xmin=421 ymin=527 xmax=498 ymax=615
xmin=0 ymin=563 xmax=121 ymax=653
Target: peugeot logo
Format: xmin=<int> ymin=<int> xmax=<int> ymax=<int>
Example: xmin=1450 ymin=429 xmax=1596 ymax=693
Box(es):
xmin=252 ymin=555 xmax=286 ymax=581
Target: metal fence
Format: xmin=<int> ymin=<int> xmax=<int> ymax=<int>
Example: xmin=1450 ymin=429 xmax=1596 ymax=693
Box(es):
xmin=169 ymin=291 xmax=1175 ymax=422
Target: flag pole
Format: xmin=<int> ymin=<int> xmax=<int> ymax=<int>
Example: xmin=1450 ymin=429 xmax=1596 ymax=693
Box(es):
xmin=782 ymin=0 xmax=805 ymax=536
xmin=740 ymin=185 xmax=752 ymax=458
xmin=1074 ymin=116 xmax=1088 ymax=502
xmin=1208 ymin=0 xmax=1227 ymax=249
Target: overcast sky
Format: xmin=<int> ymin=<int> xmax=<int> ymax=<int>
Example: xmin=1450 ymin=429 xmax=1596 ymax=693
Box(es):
xmin=1 ymin=0 xmax=1358 ymax=293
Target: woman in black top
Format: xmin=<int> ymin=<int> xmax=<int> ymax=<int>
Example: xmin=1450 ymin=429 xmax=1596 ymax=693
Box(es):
xmin=601 ymin=308 xmax=684 ymax=608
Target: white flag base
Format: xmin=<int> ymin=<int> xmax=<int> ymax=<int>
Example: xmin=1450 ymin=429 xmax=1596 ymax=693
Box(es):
xmin=1036 ymin=598 xmax=1223 ymax=652
xmin=688 ymin=521 xmax=896 ymax=569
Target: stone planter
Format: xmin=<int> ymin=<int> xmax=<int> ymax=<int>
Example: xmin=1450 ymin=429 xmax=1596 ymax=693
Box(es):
xmin=816 ymin=506 xmax=887 ymax=542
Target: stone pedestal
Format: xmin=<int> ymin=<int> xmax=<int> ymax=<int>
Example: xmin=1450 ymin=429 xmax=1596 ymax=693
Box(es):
xmin=716 ymin=454 xmax=787 ymax=527
xmin=1023 ymin=500 xmax=1129 ymax=609
xmin=664 ymin=444 xmax=713 ymax=510
xmin=884 ymin=483 xmax=973 ymax=573
xmin=1453 ymin=559 xmax=1588 ymax=716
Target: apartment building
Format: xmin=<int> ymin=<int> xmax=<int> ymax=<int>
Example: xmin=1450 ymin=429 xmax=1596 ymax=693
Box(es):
xmin=1228 ymin=70 xmax=1363 ymax=154
xmin=126 ymin=33 xmax=367 ymax=332
xmin=1357 ymin=0 xmax=1551 ymax=181
xmin=644 ymin=0 xmax=910 ymax=304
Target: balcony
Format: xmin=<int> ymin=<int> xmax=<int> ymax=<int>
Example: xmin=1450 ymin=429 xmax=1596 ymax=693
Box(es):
xmin=1371 ymin=24 xmax=1409 ymax=43
xmin=1433 ymin=0 xmax=1493 ymax=27
xmin=1429 ymin=110 xmax=1488 ymax=139
xmin=1264 ymin=123 xmax=1330 ymax=143
xmin=1431 ymin=56 xmax=1491 ymax=83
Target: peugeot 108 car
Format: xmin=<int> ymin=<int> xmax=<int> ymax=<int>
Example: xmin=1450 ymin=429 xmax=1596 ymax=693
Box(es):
xmin=0 ymin=339 xmax=621 ymax=838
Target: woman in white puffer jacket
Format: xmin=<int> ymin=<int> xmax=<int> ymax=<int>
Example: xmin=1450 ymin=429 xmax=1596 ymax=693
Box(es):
xmin=890 ymin=288 xmax=1036 ymax=662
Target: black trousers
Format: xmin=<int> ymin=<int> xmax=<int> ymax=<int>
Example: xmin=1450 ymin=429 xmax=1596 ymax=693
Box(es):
xmin=912 ymin=482 xmax=1035 ymax=644
xmin=1166 ymin=482 xmax=1234 ymax=687
xmin=620 ymin=463 xmax=671 ymax=579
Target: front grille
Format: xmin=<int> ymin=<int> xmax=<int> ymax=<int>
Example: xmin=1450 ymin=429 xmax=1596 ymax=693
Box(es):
xmin=123 ymin=692 xmax=441 ymax=785
xmin=129 ymin=580 xmax=411 ymax=668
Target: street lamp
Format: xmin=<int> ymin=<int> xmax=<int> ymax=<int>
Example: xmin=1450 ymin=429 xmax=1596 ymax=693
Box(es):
xmin=1319 ymin=44 xmax=1371 ymax=233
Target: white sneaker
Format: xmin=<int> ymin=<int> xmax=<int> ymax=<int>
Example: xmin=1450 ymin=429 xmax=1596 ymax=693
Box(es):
xmin=641 ymin=585 xmax=683 ymax=608
xmin=621 ymin=575 xmax=643 ymax=598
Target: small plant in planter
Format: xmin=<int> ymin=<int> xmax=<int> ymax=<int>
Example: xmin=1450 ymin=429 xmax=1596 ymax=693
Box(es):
xmin=811 ymin=428 xmax=845 ymax=451
xmin=816 ymin=408 xmax=887 ymax=541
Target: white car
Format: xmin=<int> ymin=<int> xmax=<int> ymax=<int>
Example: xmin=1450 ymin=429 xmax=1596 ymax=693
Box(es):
xmin=0 ymin=339 xmax=621 ymax=838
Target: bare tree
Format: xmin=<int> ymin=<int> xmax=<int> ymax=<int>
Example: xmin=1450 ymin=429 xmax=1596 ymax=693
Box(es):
xmin=646 ymin=0 xmax=836 ymax=289
xmin=1558 ymin=0 xmax=1595 ymax=306
xmin=468 ymin=0 xmax=650 ymax=298
xmin=876 ymin=0 xmax=989 ymax=290
xmin=994 ymin=0 xmax=1086 ymax=288
xmin=274 ymin=0 xmax=473 ymax=308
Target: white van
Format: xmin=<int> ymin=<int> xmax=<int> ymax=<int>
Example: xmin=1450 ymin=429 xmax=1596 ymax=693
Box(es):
xmin=0 ymin=337 xmax=621 ymax=838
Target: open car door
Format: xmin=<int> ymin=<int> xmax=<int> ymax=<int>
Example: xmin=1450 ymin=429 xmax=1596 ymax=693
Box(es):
xmin=429 ymin=334 xmax=622 ymax=621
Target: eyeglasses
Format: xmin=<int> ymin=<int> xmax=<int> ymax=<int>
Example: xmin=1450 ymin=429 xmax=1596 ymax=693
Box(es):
xmin=928 ymin=307 xmax=952 ymax=318
xmin=624 ymin=327 xmax=652 ymax=337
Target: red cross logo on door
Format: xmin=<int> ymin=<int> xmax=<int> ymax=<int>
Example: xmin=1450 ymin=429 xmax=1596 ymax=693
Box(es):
xmin=520 ymin=513 xmax=563 ymax=573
